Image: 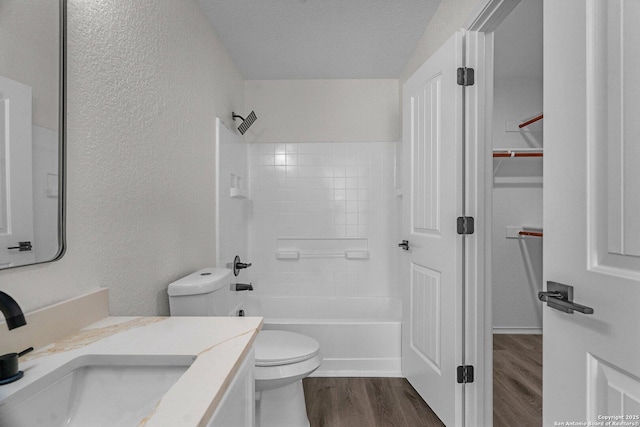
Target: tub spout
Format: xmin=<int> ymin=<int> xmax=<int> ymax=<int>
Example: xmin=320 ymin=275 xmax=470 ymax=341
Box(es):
xmin=0 ymin=291 xmax=26 ymax=330
xmin=233 ymin=283 xmax=253 ymax=292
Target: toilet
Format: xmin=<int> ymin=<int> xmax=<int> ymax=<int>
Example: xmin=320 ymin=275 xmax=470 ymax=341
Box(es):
xmin=168 ymin=268 xmax=321 ymax=427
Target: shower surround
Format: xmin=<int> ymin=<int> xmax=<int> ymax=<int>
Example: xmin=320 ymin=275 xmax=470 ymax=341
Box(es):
xmin=216 ymin=121 xmax=401 ymax=375
xmin=247 ymin=141 xmax=398 ymax=299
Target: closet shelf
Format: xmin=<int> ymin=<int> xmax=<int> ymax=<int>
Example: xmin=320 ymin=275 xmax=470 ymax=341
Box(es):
xmin=493 ymin=148 xmax=543 ymax=158
xmin=519 ymin=114 xmax=543 ymax=129
xmin=519 ymin=230 xmax=543 ymax=238
xmin=506 ymin=226 xmax=543 ymax=239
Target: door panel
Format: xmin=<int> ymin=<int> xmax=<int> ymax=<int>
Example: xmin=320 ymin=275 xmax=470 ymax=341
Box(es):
xmin=588 ymin=0 xmax=640 ymax=275
xmin=401 ymin=31 xmax=463 ymax=427
xmin=544 ymin=0 xmax=640 ymax=424
xmin=410 ymin=264 xmax=441 ymax=372
xmin=412 ymin=73 xmax=441 ymax=234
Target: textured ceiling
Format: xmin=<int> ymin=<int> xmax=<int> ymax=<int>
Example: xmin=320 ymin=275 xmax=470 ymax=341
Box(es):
xmin=197 ymin=0 xmax=442 ymax=80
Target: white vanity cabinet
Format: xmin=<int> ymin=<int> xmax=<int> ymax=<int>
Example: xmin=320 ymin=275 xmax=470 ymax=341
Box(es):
xmin=207 ymin=348 xmax=255 ymax=427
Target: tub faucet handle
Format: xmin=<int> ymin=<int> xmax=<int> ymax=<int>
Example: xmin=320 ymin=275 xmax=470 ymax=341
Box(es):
xmin=233 ymin=255 xmax=252 ymax=276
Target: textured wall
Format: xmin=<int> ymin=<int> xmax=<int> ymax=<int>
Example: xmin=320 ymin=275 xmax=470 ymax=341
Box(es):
xmin=244 ymin=79 xmax=400 ymax=143
xmin=400 ymin=0 xmax=484 ymax=82
xmin=0 ymin=0 xmax=244 ymax=316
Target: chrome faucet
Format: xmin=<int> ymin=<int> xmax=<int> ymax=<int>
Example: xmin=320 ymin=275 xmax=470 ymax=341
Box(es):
xmin=233 ymin=283 xmax=253 ymax=292
xmin=0 ymin=291 xmax=26 ymax=330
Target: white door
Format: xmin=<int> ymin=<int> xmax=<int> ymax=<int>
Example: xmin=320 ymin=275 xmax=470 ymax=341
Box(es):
xmin=401 ymin=32 xmax=464 ymax=427
xmin=544 ymin=1 xmax=640 ymax=424
xmin=0 ymin=75 xmax=34 ymax=267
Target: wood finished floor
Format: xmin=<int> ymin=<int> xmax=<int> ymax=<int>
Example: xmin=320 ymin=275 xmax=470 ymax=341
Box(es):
xmin=493 ymin=334 xmax=542 ymax=427
xmin=303 ymin=334 xmax=542 ymax=427
xmin=303 ymin=377 xmax=445 ymax=427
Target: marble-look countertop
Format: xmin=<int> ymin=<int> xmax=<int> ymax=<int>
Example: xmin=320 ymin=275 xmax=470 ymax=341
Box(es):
xmin=0 ymin=316 xmax=263 ymax=426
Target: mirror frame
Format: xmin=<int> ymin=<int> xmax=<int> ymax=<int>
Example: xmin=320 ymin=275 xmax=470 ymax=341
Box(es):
xmin=7 ymin=0 xmax=66 ymax=269
xmin=56 ymin=0 xmax=67 ymax=265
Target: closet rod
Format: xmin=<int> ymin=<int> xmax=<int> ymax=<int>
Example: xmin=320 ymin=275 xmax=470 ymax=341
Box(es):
xmin=519 ymin=114 xmax=543 ymax=128
xmin=493 ymin=150 xmax=543 ymax=158
xmin=519 ymin=231 xmax=543 ymax=238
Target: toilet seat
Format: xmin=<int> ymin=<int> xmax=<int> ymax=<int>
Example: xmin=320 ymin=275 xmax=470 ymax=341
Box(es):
xmin=254 ymin=330 xmax=320 ymax=367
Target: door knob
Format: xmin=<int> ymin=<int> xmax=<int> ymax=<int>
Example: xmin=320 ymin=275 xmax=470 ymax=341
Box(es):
xmin=398 ymin=240 xmax=410 ymax=251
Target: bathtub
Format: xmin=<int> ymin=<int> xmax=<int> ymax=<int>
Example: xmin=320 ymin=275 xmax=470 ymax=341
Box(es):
xmin=239 ymin=296 xmax=402 ymax=377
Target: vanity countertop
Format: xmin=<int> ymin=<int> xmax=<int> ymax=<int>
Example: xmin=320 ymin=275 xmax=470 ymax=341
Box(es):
xmin=0 ymin=315 xmax=263 ymax=426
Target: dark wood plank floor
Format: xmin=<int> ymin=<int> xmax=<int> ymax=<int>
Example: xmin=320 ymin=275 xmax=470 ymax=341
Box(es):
xmin=493 ymin=334 xmax=542 ymax=427
xmin=303 ymin=377 xmax=445 ymax=427
xmin=303 ymin=334 xmax=542 ymax=427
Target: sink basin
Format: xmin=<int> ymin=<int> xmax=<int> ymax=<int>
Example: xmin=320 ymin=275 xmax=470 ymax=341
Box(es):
xmin=0 ymin=354 xmax=195 ymax=427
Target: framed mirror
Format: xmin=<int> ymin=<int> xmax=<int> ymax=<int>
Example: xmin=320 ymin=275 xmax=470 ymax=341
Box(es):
xmin=0 ymin=0 xmax=65 ymax=269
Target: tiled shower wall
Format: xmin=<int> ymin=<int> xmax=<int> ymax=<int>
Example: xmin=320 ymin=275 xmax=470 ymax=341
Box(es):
xmin=247 ymin=141 xmax=398 ymax=298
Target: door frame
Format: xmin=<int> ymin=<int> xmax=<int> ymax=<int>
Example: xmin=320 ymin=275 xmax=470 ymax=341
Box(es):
xmin=461 ymin=1 xmax=523 ymax=426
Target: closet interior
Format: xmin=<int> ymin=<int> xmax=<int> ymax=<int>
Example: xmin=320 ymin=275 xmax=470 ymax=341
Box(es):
xmin=490 ymin=0 xmax=544 ymax=425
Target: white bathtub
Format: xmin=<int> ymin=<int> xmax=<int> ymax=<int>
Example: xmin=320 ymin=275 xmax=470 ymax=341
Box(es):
xmin=240 ymin=296 xmax=402 ymax=377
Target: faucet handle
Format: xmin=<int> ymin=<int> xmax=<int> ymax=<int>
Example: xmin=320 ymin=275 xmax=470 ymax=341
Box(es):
xmin=233 ymin=255 xmax=252 ymax=276
xmin=0 ymin=347 xmax=32 ymax=384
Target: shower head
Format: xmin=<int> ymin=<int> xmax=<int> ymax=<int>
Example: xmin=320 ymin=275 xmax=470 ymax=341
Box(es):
xmin=232 ymin=111 xmax=257 ymax=135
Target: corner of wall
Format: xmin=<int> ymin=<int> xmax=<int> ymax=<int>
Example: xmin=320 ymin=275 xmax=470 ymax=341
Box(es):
xmin=400 ymin=0 xmax=486 ymax=83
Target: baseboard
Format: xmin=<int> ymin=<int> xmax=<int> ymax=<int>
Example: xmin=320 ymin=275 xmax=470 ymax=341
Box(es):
xmin=493 ymin=327 xmax=542 ymax=335
xmin=310 ymin=357 xmax=402 ymax=378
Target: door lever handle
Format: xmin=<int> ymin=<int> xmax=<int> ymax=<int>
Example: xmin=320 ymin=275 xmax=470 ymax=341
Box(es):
xmin=538 ymin=291 xmax=563 ymax=300
xmin=539 ymin=281 xmax=594 ymax=315
xmin=398 ymin=240 xmax=410 ymax=251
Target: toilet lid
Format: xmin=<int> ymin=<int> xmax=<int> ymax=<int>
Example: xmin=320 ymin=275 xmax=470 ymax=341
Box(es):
xmin=254 ymin=331 xmax=320 ymax=367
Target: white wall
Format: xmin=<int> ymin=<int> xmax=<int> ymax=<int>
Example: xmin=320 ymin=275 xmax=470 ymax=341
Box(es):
xmin=0 ymin=0 xmax=59 ymax=131
xmin=401 ymin=0 xmax=484 ymax=82
xmin=32 ymin=125 xmax=59 ymax=262
xmin=244 ymin=80 xmax=400 ymax=143
xmin=0 ymin=0 xmax=245 ymax=316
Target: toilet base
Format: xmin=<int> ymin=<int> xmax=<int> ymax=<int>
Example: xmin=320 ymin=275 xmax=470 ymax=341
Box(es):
xmin=256 ymin=379 xmax=310 ymax=427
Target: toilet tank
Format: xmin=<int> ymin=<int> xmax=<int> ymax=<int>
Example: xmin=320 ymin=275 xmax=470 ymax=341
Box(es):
xmin=168 ymin=268 xmax=233 ymax=316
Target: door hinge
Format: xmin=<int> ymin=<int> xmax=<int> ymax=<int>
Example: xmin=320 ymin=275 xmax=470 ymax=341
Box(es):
xmin=457 ymin=67 xmax=475 ymax=86
xmin=457 ymin=365 xmax=474 ymax=384
xmin=457 ymin=216 xmax=475 ymax=235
